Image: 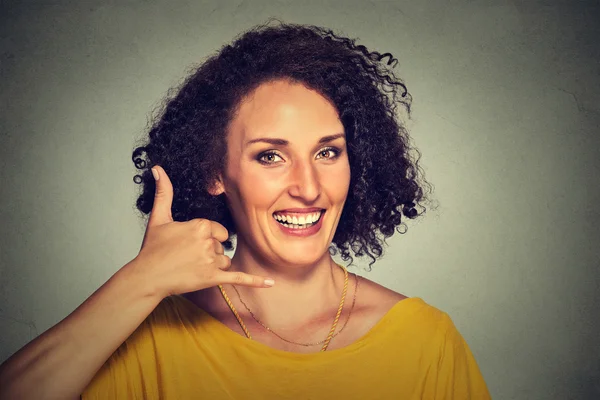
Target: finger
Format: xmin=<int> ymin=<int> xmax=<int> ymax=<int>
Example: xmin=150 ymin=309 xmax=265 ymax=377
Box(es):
xmin=213 ymin=239 xmax=225 ymax=256
xmin=209 ymin=220 xmax=229 ymax=243
xmin=218 ymin=270 xmax=275 ymax=288
xmin=216 ymin=254 xmax=231 ymax=270
xmin=147 ymin=165 xmax=174 ymax=227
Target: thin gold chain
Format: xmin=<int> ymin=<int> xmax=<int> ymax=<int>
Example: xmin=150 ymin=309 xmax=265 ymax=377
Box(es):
xmin=217 ymin=263 xmax=356 ymax=351
xmin=233 ymin=271 xmax=358 ymax=346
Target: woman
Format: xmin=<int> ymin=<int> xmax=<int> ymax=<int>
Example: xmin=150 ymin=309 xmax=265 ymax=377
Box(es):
xmin=0 ymin=20 xmax=491 ymax=399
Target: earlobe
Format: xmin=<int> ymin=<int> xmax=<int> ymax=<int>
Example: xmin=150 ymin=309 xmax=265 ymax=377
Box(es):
xmin=208 ymin=176 xmax=225 ymax=196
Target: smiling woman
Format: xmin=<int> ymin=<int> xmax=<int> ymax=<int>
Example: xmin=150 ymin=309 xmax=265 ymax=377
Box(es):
xmin=208 ymin=80 xmax=352 ymax=270
xmin=0 ymin=19 xmax=490 ymax=400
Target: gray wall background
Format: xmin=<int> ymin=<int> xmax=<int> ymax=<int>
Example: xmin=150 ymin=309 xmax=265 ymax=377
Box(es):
xmin=1 ymin=1 xmax=599 ymax=399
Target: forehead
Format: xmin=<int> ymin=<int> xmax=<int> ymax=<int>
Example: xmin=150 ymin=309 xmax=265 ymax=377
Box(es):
xmin=228 ymin=79 xmax=344 ymax=143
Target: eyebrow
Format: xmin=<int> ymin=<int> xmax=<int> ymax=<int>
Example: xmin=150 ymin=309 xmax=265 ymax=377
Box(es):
xmin=245 ymin=133 xmax=345 ymax=148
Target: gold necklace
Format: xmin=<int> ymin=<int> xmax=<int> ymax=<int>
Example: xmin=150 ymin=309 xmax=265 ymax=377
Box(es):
xmin=217 ymin=263 xmax=355 ymax=352
xmin=233 ymin=269 xmax=358 ymax=346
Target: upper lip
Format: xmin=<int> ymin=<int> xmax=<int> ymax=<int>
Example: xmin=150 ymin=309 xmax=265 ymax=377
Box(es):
xmin=274 ymin=207 xmax=325 ymax=213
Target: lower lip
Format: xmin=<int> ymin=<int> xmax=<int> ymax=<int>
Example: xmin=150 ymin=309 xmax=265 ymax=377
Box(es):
xmin=274 ymin=212 xmax=325 ymax=237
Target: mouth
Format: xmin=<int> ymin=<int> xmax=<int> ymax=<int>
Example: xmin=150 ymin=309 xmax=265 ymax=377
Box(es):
xmin=272 ymin=209 xmax=325 ymax=229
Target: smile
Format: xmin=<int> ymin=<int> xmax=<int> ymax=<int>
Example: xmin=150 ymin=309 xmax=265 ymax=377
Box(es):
xmin=272 ymin=210 xmax=324 ymax=229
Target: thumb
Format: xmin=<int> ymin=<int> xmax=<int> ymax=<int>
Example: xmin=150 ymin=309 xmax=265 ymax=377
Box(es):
xmin=148 ymin=165 xmax=174 ymax=227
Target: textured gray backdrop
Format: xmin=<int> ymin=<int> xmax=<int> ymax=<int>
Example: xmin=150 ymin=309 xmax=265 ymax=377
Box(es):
xmin=1 ymin=1 xmax=599 ymax=399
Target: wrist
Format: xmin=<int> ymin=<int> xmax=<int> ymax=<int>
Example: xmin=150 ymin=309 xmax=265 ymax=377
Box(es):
xmin=120 ymin=257 xmax=166 ymax=302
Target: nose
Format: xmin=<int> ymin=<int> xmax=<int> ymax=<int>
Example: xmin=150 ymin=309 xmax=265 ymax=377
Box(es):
xmin=287 ymin=159 xmax=321 ymax=201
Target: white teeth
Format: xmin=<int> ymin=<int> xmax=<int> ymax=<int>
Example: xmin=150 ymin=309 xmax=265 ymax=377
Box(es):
xmin=273 ymin=211 xmax=323 ymax=228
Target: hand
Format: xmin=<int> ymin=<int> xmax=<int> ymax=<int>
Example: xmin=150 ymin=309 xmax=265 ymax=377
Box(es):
xmin=133 ymin=165 xmax=274 ymax=299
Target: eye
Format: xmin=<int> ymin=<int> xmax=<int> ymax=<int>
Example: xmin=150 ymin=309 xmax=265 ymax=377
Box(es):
xmin=316 ymin=147 xmax=341 ymax=160
xmin=257 ymin=151 xmax=284 ymax=165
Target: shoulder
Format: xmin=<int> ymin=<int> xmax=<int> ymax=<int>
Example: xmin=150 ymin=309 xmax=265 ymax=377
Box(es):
xmin=353 ymin=274 xmax=411 ymax=331
xmin=357 ymin=274 xmax=454 ymax=332
xmin=355 ymin=273 xmax=409 ymax=311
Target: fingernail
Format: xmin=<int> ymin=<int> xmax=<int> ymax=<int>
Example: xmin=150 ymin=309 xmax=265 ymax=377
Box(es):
xmin=151 ymin=168 xmax=159 ymax=181
xmin=264 ymin=279 xmax=275 ymax=286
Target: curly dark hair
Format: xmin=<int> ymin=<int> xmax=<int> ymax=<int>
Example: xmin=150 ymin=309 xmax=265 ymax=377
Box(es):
xmin=131 ymin=18 xmax=436 ymax=269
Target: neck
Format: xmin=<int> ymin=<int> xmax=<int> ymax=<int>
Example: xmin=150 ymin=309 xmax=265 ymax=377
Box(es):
xmin=225 ymin=243 xmax=346 ymax=329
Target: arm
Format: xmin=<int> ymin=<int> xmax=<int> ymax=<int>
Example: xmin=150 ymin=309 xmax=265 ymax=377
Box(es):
xmin=0 ymin=258 xmax=162 ymax=400
xmin=0 ymin=165 xmax=271 ymax=399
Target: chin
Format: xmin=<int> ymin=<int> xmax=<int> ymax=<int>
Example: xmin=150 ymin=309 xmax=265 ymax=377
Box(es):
xmin=277 ymin=249 xmax=328 ymax=266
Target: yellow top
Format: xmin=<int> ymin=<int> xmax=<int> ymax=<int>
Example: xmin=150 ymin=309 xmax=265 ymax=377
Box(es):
xmin=82 ymin=295 xmax=491 ymax=399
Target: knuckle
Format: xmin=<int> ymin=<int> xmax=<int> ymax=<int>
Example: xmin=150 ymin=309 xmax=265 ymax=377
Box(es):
xmin=207 ymin=240 xmax=219 ymax=255
xmin=192 ymin=219 xmax=208 ymax=234
xmin=233 ymin=272 xmax=245 ymax=284
xmin=204 ymin=254 xmax=215 ymax=265
xmin=201 ymin=271 xmax=216 ymax=286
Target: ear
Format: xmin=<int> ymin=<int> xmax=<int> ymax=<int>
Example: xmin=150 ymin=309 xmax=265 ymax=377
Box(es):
xmin=208 ymin=175 xmax=225 ymax=196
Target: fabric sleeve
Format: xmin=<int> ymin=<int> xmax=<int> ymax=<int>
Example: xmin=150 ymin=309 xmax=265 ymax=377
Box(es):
xmin=425 ymin=312 xmax=492 ymax=400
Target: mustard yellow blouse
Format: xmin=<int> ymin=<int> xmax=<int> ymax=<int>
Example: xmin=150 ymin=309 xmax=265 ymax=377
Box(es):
xmin=83 ymin=295 xmax=491 ymax=399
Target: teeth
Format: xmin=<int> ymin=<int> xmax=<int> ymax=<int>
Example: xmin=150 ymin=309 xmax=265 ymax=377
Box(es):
xmin=273 ymin=211 xmax=323 ymax=228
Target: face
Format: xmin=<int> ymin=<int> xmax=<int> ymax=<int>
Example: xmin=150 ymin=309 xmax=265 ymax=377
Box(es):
xmin=214 ymin=79 xmax=351 ymax=266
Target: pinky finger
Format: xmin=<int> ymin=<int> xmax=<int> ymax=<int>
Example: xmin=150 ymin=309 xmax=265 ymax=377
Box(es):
xmin=218 ymin=270 xmax=275 ymax=288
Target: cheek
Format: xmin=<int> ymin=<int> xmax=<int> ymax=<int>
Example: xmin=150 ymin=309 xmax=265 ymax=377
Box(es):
xmin=323 ymin=162 xmax=351 ymax=198
xmin=238 ymin=168 xmax=282 ymax=206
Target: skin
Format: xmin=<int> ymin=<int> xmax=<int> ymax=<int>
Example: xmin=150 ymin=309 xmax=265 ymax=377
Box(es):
xmin=209 ymin=78 xmax=352 ymax=329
